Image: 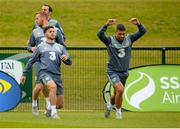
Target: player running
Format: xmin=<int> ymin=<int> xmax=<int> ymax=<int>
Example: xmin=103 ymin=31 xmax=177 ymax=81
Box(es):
xmin=33 ymin=4 xmax=66 ymax=41
xmin=21 ymin=25 xmax=72 ymax=119
xmin=28 ymin=11 xmax=65 ymax=117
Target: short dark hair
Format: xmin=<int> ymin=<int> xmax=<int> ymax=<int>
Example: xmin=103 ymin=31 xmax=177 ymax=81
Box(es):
xmin=116 ymin=24 xmax=126 ymax=31
xmin=43 ymin=4 xmax=53 ymax=12
xmin=44 ymin=25 xmax=54 ymax=33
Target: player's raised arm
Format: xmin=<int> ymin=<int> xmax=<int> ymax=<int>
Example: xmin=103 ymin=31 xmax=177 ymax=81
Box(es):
xmin=128 ymin=17 xmax=147 ymax=43
xmin=106 ymin=19 xmax=117 ymax=26
xmin=129 ymin=17 xmax=140 ymax=26
xmin=97 ymin=19 xmax=116 ymax=45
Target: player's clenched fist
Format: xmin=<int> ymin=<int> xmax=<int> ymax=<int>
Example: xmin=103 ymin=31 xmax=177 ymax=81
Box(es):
xmin=20 ymin=75 xmax=26 ymax=85
xmin=129 ymin=17 xmax=140 ymax=25
xmin=106 ymin=19 xmax=117 ymax=26
xmin=60 ymin=54 xmax=68 ymax=62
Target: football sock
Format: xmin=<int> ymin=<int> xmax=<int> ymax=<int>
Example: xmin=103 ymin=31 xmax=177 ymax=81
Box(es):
xmin=45 ymin=97 xmax=51 ymax=110
xmin=107 ymin=102 xmax=112 ymax=109
xmin=51 ymin=105 xmax=57 ymax=115
xmin=32 ymin=100 xmax=37 ymax=107
xmin=116 ymin=108 xmax=122 ymax=113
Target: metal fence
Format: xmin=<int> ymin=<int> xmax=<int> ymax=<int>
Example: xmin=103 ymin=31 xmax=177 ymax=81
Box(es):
xmin=0 ymin=47 xmax=180 ymax=111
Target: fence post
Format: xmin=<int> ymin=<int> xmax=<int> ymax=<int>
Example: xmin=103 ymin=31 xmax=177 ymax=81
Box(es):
xmin=162 ymin=47 xmax=166 ymax=64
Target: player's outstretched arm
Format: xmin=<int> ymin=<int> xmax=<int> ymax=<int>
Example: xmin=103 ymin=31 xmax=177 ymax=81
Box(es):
xmin=129 ymin=17 xmax=140 ymax=26
xmin=128 ymin=17 xmax=146 ymax=43
xmin=97 ymin=19 xmax=116 ymax=45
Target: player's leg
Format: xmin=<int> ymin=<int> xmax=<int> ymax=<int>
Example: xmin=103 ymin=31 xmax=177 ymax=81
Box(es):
xmin=42 ymin=86 xmax=51 ymax=113
xmin=40 ymin=74 xmax=59 ymax=119
xmin=105 ymin=71 xmax=127 ymax=119
xmin=56 ymin=83 xmax=64 ymax=109
xmin=46 ymin=80 xmax=59 ymax=119
xmin=104 ymin=72 xmax=119 ymax=118
xmin=56 ymin=95 xmax=64 ymax=109
xmin=114 ymin=82 xmax=124 ymax=119
xmin=44 ymin=77 xmax=64 ymax=117
xmin=32 ymin=62 xmax=42 ymax=116
xmin=114 ymin=73 xmax=128 ymax=119
xmin=34 ymin=62 xmax=51 ymax=114
xmin=32 ymin=83 xmax=43 ymax=116
xmin=110 ymin=95 xmax=115 ymax=105
xmin=45 ymin=91 xmax=64 ymax=117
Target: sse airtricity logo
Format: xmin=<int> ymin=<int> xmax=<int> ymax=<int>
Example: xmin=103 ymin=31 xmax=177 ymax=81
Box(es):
xmin=124 ymin=72 xmax=155 ymax=110
xmin=0 ymin=71 xmax=21 ymax=112
xmin=122 ymin=65 xmax=180 ymax=111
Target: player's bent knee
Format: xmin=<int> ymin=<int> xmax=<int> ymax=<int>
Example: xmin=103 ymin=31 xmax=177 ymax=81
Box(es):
xmin=48 ymin=86 xmax=56 ymax=92
xmin=35 ymin=84 xmax=43 ymax=91
xmin=115 ymin=84 xmax=124 ymax=94
xmin=47 ymin=80 xmax=56 ymax=89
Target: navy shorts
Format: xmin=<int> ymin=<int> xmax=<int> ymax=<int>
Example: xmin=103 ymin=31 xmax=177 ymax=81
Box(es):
xmin=39 ymin=72 xmax=64 ymax=95
xmin=107 ymin=70 xmax=129 ymax=86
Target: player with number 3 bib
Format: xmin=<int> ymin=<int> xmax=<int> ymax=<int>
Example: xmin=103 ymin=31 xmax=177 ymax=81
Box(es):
xmin=97 ymin=18 xmax=146 ymax=119
xmin=21 ymin=26 xmax=72 ymax=119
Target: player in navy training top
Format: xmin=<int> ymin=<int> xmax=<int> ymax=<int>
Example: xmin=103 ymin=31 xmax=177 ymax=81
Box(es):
xmin=97 ymin=18 xmax=146 ymax=119
xmin=21 ymin=26 xmax=72 ymax=119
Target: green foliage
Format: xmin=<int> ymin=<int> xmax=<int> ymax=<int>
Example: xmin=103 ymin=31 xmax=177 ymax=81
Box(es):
xmin=0 ymin=0 xmax=180 ymax=47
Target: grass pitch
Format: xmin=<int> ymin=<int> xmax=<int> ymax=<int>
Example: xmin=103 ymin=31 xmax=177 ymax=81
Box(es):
xmin=0 ymin=0 xmax=180 ymax=128
xmin=0 ymin=0 xmax=180 ymax=47
xmin=0 ymin=111 xmax=180 ymax=128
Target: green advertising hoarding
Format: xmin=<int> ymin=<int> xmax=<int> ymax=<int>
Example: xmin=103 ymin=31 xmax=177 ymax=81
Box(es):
xmin=122 ymin=65 xmax=180 ymax=111
xmin=0 ymin=53 xmax=32 ymax=102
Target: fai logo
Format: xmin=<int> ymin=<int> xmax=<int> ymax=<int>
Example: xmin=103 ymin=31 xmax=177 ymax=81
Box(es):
xmin=0 ymin=71 xmax=21 ymax=112
xmin=124 ymin=72 xmax=155 ymax=110
xmin=0 ymin=60 xmax=23 ymax=84
xmin=0 ymin=79 xmax=12 ymax=94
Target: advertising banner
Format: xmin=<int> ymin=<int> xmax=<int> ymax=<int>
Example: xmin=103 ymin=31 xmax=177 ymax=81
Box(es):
xmin=0 ymin=71 xmax=21 ymax=111
xmin=0 ymin=53 xmax=32 ymax=102
xmin=123 ymin=65 xmax=180 ymax=111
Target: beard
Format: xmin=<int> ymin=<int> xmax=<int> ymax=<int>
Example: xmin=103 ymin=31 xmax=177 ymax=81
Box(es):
xmin=49 ymin=37 xmax=55 ymax=40
xmin=47 ymin=35 xmax=55 ymax=40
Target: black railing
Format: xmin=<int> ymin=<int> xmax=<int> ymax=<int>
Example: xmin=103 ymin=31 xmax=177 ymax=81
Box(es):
xmin=0 ymin=47 xmax=180 ymax=111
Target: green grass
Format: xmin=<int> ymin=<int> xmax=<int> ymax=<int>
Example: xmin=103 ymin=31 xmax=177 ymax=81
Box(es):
xmin=0 ymin=111 xmax=180 ymax=128
xmin=0 ymin=1 xmax=180 ymax=128
xmin=0 ymin=0 xmax=180 ymax=47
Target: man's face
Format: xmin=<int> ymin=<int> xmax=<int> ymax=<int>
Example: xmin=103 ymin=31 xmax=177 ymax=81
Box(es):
xmin=35 ymin=14 xmax=43 ymax=26
xmin=45 ymin=28 xmax=56 ymax=40
xmin=115 ymin=30 xmax=126 ymax=41
xmin=42 ymin=6 xmax=50 ymax=16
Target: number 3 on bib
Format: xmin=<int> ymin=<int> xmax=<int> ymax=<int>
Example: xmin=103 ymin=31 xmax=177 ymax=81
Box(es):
xmin=49 ymin=52 xmax=56 ymax=61
xmin=117 ymin=48 xmax=125 ymax=58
